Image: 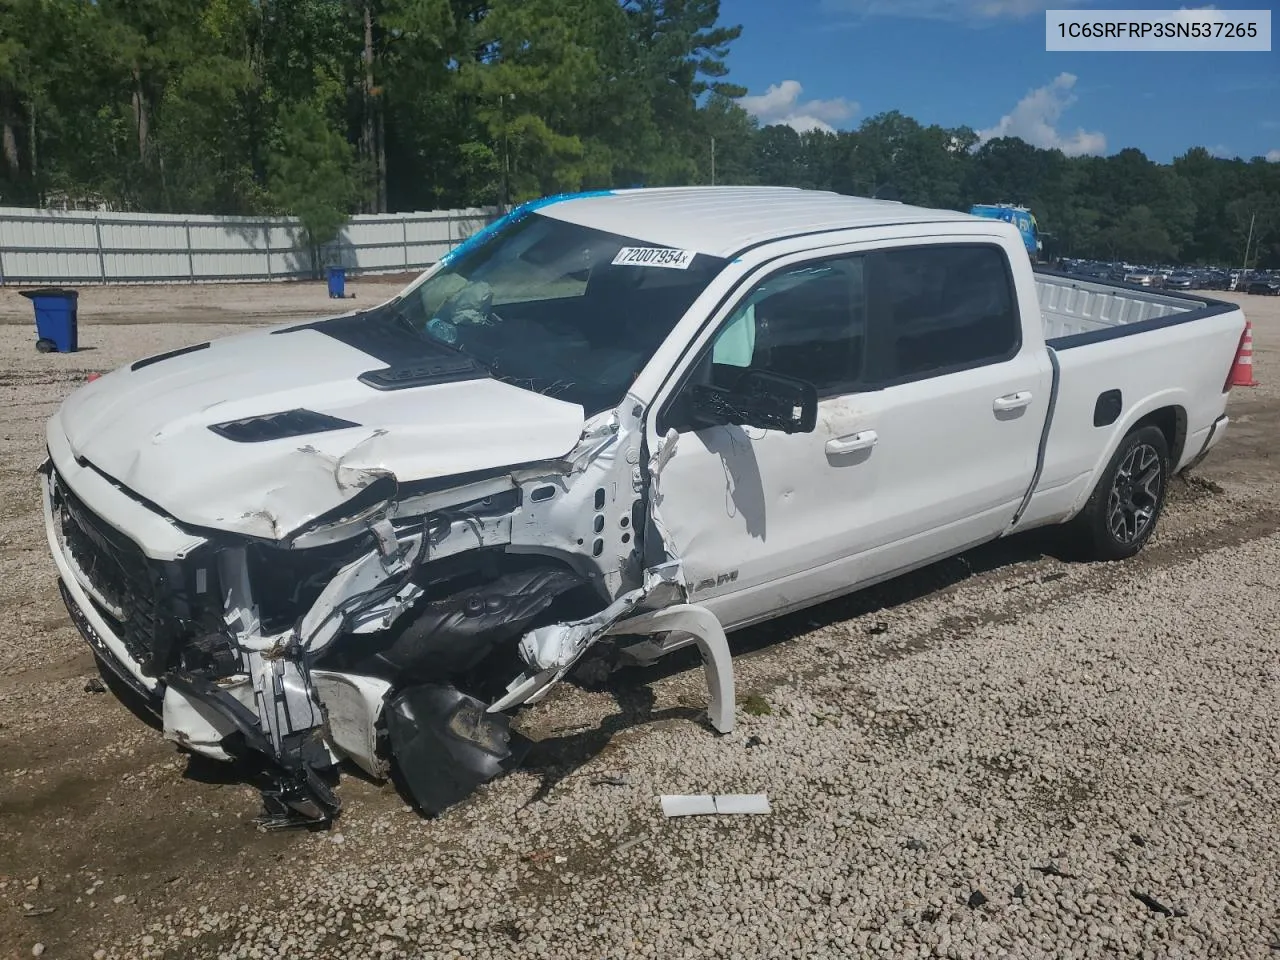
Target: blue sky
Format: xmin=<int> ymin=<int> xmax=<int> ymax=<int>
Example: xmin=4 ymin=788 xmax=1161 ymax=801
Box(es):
xmin=722 ymin=0 xmax=1280 ymax=162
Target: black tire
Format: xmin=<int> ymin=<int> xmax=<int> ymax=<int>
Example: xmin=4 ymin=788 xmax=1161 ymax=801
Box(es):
xmin=1065 ymin=424 xmax=1170 ymax=561
xmin=36 ymin=338 xmax=57 ymax=353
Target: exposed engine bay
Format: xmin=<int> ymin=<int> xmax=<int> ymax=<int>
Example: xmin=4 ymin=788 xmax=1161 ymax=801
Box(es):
xmin=43 ymin=398 xmax=732 ymax=828
xmin=40 ymin=197 xmax=746 ymax=827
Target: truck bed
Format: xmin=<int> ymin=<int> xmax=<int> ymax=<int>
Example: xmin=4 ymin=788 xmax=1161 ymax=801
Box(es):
xmin=1034 ymin=271 xmax=1225 ymax=345
xmin=1015 ymin=269 xmax=1246 ymax=534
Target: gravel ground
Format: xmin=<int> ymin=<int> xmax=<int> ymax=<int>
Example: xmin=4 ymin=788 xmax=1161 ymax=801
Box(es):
xmin=0 ymin=287 xmax=1277 ymax=959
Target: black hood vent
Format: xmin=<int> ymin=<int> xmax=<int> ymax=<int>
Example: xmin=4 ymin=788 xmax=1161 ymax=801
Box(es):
xmin=131 ymin=341 xmax=210 ymax=371
xmin=274 ymin=308 xmax=489 ymax=389
xmin=209 ymin=409 xmax=361 ymax=443
xmin=359 ymin=356 xmax=485 ymax=391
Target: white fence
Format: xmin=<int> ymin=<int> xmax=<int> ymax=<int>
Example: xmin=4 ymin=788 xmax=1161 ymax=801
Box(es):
xmin=0 ymin=206 xmax=499 ymax=285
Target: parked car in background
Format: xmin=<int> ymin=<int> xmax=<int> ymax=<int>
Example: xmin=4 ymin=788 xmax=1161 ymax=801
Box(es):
xmin=1199 ymin=270 xmax=1231 ymax=291
xmin=1062 ymin=259 xmax=1112 ymax=281
xmin=1244 ymin=273 xmax=1280 ymax=295
xmin=1165 ymin=271 xmax=1196 ymax=290
xmin=1124 ymin=268 xmax=1161 ymax=288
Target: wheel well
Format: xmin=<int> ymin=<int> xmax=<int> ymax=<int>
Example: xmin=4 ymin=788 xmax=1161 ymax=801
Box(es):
xmin=1133 ymin=406 xmax=1187 ymax=466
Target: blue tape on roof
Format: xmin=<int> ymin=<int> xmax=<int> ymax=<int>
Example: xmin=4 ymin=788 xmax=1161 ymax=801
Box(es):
xmin=440 ymin=189 xmax=616 ymax=266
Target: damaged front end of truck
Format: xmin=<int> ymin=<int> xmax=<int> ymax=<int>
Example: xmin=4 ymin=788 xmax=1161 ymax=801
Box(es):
xmin=42 ymin=195 xmax=742 ymax=827
xmin=44 ymin=401 xmax=689 ymax=827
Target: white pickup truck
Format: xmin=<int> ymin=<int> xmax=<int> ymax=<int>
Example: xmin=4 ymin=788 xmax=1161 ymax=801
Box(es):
xmin=42 ymin=187 xmax=1249 ymax=825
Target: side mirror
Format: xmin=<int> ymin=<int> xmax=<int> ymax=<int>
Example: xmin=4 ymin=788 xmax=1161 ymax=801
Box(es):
xmin=688 ymin=370 xmax=818 ymax=435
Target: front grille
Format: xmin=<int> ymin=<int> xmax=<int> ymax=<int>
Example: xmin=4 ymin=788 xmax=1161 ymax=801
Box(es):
xmin=55 ymin=475 xmax=160 ymax=667
xmin=53 ymin=470 xmax=230 ymax=676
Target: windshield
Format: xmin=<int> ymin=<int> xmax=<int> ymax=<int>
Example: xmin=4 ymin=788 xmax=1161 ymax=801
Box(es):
xmin=386 ymin=212 xmax=729 ymax=414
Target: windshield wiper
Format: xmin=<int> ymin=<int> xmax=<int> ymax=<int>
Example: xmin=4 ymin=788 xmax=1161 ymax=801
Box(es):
xmin=389 ymin=307 xmax=425 ymax=340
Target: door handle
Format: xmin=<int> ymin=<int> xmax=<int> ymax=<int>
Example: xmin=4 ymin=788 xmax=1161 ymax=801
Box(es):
xmin=825 ymin=430 xmax=878 ymax=455
xmin=993 ymin=391 xmax=1033 ymax=413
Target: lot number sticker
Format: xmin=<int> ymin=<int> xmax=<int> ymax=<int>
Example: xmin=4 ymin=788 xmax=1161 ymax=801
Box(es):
xmin=612 ymin=246 xmax=695 ymax=269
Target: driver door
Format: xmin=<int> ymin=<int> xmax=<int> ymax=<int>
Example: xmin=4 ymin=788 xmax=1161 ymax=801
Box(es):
xmin=650 ymin=254 xmax=872 ymax=630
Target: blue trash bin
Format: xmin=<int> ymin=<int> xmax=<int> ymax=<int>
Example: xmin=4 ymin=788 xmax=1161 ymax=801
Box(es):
xmin=327 ymin=266 xmax=346 ymax=299
xmin=20 ymin=288 xmax=78 ymax=353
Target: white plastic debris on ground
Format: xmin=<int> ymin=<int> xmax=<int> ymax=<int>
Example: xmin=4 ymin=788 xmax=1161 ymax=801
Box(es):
xmin=659 ymin=794 xmax=771 ymax=817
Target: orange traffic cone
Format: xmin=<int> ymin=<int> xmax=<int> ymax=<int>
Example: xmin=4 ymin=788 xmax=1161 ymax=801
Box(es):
xmin=1230 ymin=321 xmax=1258 ymax=388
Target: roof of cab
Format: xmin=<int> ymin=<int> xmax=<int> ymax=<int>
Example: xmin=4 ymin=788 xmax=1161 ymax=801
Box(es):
xmin=535 ymin=186 xmax=976 ymax=259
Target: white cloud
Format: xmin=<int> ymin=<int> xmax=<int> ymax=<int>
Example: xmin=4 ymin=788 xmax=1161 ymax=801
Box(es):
xmin=1208 ymin=144 xmax=1236 ymax=159
xmin=977 ymin=73 xmax=1107 ymax=157
xmin=1267 ymin=149 xmax=1280 ymax=162
xmin=1176 ymin=5 xmax=1221 ymax=18
xmin=737 ymin=81 xmax=858 ymax=134
xmin=820 ymin=0 xmax=1086 ymax=20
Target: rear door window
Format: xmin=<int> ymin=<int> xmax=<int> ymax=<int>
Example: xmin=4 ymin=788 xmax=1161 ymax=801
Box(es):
xmin=863 ymin=244 xmax=1021 ymax=386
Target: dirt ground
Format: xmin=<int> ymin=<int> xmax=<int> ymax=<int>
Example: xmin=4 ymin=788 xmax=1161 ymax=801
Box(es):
xmin=0 ymin=283 xmax=1277 ymax=959
xmin=0 ymin=275 xmax=413 ymax=329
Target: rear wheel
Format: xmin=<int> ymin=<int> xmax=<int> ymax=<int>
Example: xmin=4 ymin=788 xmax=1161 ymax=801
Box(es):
xmin=1066 ymin=425 xmax=1169 ymax=561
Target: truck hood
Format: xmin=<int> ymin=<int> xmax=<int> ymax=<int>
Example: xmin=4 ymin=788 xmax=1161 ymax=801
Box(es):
xmin=50 ymin=314 xmax=586 ymax=540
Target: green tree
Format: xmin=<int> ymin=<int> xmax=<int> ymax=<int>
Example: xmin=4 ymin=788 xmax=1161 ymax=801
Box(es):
xmin=754 ymin=124 xmax=805 ymax=187
xmin=268 ymin=100 xmax=361 ymax=270
xmin=1097 ymin=204 xmax=1176 ymax=262
xmin=0 ymin=0 xmax=113 ymax=205
xmin=692 ymin=93 xmax=757 ymax=186
xmin=623 ymin=0 xmax=743 ymax=185
xmin=1227 ymin=191 xmax=1280 ymax=270
xmin=5 ymin=0 xmax=1276 ymax=272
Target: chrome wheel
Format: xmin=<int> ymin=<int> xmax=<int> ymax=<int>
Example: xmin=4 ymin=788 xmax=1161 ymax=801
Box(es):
xmin=1107 ymin=442 xmax=1162 ymax=544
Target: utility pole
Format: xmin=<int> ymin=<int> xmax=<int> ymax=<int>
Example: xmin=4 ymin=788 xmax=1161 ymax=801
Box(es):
xmin=710 ymin=137 xmax=716 ymax=186
xmin=376 ymin=103 xmax=387 ymax=213
xmin=29 ymin=98 xmax=37 ymax=207
xmin=500 ymin=93 xmax=511 ymax=211
xmin=362 ymin=0 xmax=379 ymax=213
xmin=1241 ymin=211 xmax=1256 ymax=278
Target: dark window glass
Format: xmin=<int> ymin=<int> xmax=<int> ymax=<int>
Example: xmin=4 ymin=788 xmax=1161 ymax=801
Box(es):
xmin=663 ymin=244 xmax=1019 ymax=433
xmin=703 ymin=257 xmax=865 ymax=394
xmin=663 ymin=257 xmax=863 ymax=432
xmin=865 ymin=244 xmax=1020 ymax=385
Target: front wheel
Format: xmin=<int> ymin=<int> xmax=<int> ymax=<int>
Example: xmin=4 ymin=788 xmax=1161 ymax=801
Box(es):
xmin=1065 ymin=425 xmax=1170 ymax=561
